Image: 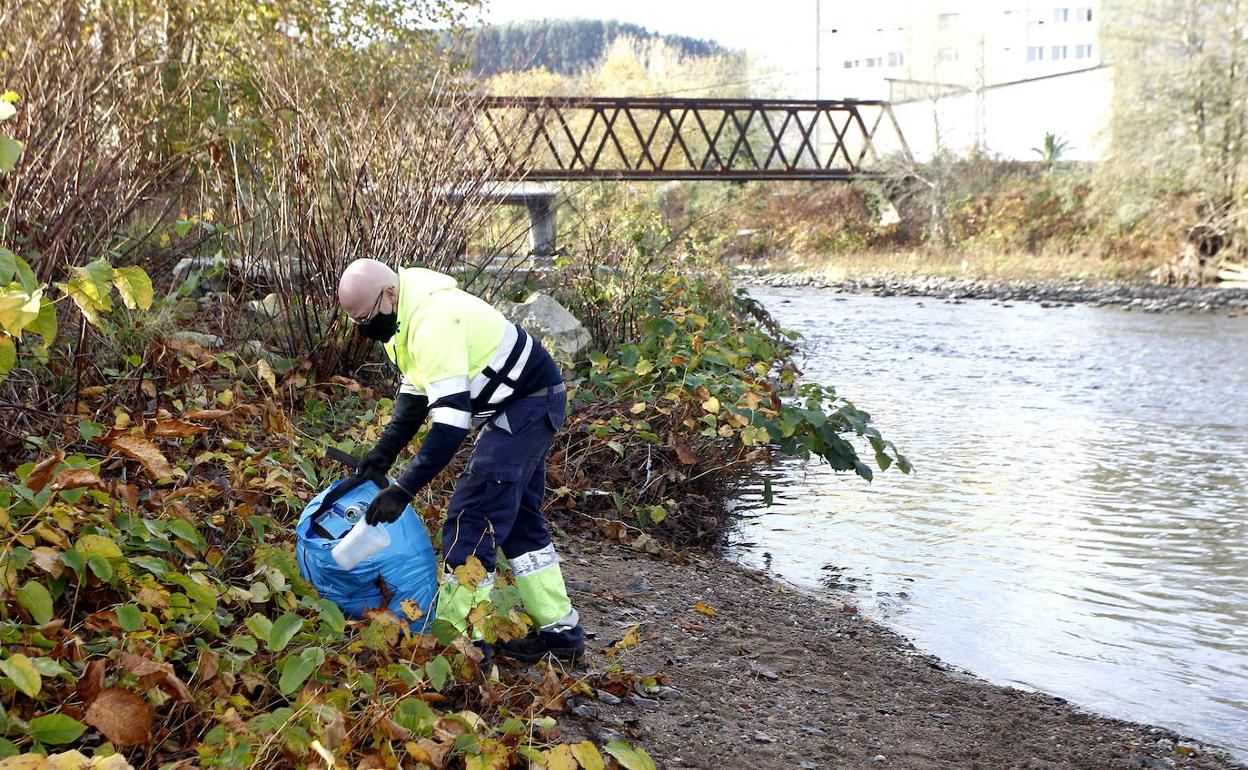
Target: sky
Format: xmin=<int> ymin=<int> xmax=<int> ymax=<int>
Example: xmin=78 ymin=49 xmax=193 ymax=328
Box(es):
xmin=473 ymin=0 xmax=825 ymax=96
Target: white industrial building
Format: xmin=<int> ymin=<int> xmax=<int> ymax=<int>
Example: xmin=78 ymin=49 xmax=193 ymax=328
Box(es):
xmin=815 ymin=1 xmax=1111 ymax=161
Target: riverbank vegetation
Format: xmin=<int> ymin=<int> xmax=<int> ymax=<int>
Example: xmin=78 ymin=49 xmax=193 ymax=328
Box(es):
xmin=0 ymin=3 xmax=907 ymax=767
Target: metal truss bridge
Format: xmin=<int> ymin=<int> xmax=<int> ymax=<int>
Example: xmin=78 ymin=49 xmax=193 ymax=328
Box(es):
xmin=471 ymin=96 xmax=912 ymax=182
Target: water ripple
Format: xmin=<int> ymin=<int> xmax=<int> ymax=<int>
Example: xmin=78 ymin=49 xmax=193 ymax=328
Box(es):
xmin=732 ymin=288 xmax=1248 ymax=760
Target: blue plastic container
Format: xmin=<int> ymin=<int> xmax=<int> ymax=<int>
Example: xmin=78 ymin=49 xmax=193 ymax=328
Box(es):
xmin=295 ymin=477 xmax=439 ymax=631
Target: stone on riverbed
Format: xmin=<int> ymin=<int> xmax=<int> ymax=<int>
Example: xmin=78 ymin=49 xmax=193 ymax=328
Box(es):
xmin=495 ymin=292 xmax=592 ymax=362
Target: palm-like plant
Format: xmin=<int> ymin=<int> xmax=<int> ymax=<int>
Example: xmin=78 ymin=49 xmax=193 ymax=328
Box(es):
xmin=1031 ymin=132 xmax=1072 ymax=173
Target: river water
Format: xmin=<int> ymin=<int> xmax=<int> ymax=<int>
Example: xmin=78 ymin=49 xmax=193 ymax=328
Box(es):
xmin=734 ymin=286 xmax=1248 ymax=759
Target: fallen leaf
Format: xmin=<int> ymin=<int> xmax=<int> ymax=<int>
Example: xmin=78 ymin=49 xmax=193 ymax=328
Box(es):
xmin=701 ymin=396 xmax=720 ymax=414
xmin=629 ymin=402 xmax=646 ymax=415
xmin=149 ymin=418 xmax=207 ymax=438
xmin=547 ymin=745 xmax=577 ymax=770
xmin=25 ymin=451 xmax=65 ymax=493
xmin=671 ymin=440 xmax=698 ymax=465
xmin=606 ymin=624 xmax=642 ymax=658
xmin=84 ymin=687 xmax=154 ymax=747
xmin=76 ymin=659 xmax=106 ymax=706
xmin=120 ymin=652 xmax=192 ymax=702
xmin=183 ymin=408 xmax=232 ymax=422
xmin=256 ymin=358 xmax=277 ymax=394
xmin=694 ymin=601 xmax=717 ymax=618
xmin=49 ymin=469 xmax=106 ymax=493
xmin=452 ymin=556 xmax=487 ymax=591
xmin=399 ymin=599 xmax=424 ymax=622
xmin=195 ymin=649 xmax=220 ymax=682
xmin=30 ymin=547 xmax=64 ymax=579
xmin=378 ymin=717 xmax=410 ymax=741
xmin=675 ymin=618 xmax=706 ymax=633
xmin=107 ymin=435 xmax=174 ymax=480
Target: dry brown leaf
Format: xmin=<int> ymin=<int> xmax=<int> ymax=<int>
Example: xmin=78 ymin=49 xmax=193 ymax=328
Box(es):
xmin=77 ymin=658 xmax=106 ymax=706
xmin=79 ymin=385 xmax=106 ymax=399
xmin=49 ymin=469 xmax=106 ymax=493
xmin=215 ymin=707 xmax=253 ymax=736
xmin=25 ymin=451 xmax=65 ymax=493
xmin=149 ymin=419 xmax=207 ymax=438
xmin=377 ymin=717 xmax=410 ymax=741
xmin=671 ymin=440 xmax=698 ymax=466
xmin=195 ymin=649 xmax=219 ymax=682
xmin=84 ymin=687 xmax=154 ymax=747
xmin=30 ymin=547 xmax=64 ymax=579
xmin=108 ymin=435 xmax=175 ymax=480
xmin=355 ymin=754 xmax=386 ymax=770
xmin=83 ymin=610 xmax=122 ymax=633
xmin=676 ymin=618 xmax=706 ymax=634
xmin=120 ymin=652 xmax=192 ymax=702
xmin=114 ymin=481 xmax=140 ymax=509
xmin=182 ymin=408 xmax=232 ymax=422
xmin=407 ymin=738 xmax=450 ymax=769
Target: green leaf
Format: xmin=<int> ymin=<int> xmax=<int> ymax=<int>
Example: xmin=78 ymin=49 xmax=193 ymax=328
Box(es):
xmin=268 ymin=613 xmax=303 ymax=652
xmin=27 ymin=300 xmax=56 ymax=350
xmin=29 ymin=713 xmax=87 ymax=744
xmin=112 ymin=266 xmax=153 ymax=310
xmin=0 ymin=248 xmax=14 ymax=284
xmin=116 ymin=603 xmax=143 ymax=632
xmin=604 ymin=741 xmax=657 ymax=770
xmin=245 ymin=613 xmax=273 ymax=642
xmin=313 ymin=598 xmax=345 ymax=635
xmin=17 ymin=580 xmax=54 ymax=624
xmin=86 ymin=553 xmax=114 ymax=582
xmin=425 ymin=655 xmax=452 ymax=692
xmin=277 ymin=654 xmax=315 ymax=695
xmin=168 ymin=518 xmax=204 ymax=549
xmin=0 ymin=135 xmax=23 ymax=174
xmin=0 ymin=738 xmax=18 ymax=759
xmin=0 ymin=286 xmax=41 ymax=336
xmin=0 ymin=336 xmax=14 ymax=379
xmin=0 ymin=653 xmax=41 ymax=697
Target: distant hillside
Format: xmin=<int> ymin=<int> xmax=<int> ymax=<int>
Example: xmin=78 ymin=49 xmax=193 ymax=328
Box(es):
xmin=465 ymin=19 xmax=727 ymax=76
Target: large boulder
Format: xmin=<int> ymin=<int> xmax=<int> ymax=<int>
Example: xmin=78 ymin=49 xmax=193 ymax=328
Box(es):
xmin=496 ymin=293 xmax=591 ymax=363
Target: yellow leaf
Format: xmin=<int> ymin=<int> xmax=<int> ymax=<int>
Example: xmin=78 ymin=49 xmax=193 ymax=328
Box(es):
xmin=0 ymin=335 xmax=15 ymax=379
xmin=694 ymin=601 xmax=717 ymax=618
xmin=571 ymin=742 xmax=605 ymax=770
xmin=606 ymin=623 xmax=641 ymax=658
xmin=0 ymin=286 xmax=41 ymax=335
xmin=256 ymin=359 xmax=277 ymax=394
xmin=629 ymin=402 xmax=646 ymax=415
xmin=453 ymin=556 xmax=488 ymax=591
xmin=547 ymin=745 xmax=578 ymax=770
xmin=633 ymin=359 xmax=654 ymax=376
xmin=113 ymin=408 xmax=131 ymax=429
xmin=399 ymin=599 xmax=424 ymax=621
xmin=701 ymin=396 xmax=720 ymax=414
xmin=111 ymin=266 xmax=153 ymax=310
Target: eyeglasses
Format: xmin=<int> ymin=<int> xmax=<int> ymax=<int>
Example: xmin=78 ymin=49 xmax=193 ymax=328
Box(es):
xmin=348 ymin=289 xmax=386 ymax=325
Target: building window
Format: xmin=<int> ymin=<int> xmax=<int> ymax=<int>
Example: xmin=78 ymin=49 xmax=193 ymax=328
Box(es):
xmin=1075 ymin=43 xmax=1093 ymax=58
xmin=938 ymin=47 xmax=960 ymax=63
xmin=1076 ymin=7 xmax=1093 ymax=21
xmin=1027 ymin=46 xmax=1044 ymax=61
xmin=843 ymin=59 xmax=857 ymax=69
xmin=865 ymin=57 xmax=882 ymax=68
xmin=888 ymin=51 xmax=906 ymax=67
xmin=1054 ymin=7 xmax=1070 ymax=22
xmin=938 ymin=13 xmax=960 ymax=30
xmin=1051 ymin=45 xmax=1068 ymax=59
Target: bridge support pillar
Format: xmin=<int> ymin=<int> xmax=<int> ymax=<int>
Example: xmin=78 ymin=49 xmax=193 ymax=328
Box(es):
xmin=525 ymin=197 xmax=556 ymax=256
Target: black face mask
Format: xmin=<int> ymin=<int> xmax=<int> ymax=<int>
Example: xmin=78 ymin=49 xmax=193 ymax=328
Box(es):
xmin=358 ymin=310 xmax=398 ymax=343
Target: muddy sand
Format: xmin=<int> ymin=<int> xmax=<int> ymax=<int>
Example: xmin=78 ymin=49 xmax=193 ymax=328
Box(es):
xmin=546 ymin=536 xmax=1245 ymax=770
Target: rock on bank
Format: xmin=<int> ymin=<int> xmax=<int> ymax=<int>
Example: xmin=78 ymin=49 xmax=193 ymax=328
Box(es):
xmin=553 ymin=536 xmax=1246 ymax=770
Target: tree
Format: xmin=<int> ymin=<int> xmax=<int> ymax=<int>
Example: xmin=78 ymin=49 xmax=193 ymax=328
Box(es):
xmin=1101 ymin=0 xmax=1248 ymax=223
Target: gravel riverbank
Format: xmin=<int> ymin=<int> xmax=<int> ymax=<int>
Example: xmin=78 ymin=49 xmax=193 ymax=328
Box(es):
xmin=552 ymin=535 xmax=1246 ymax=770
xmin=740 ymin=271 xmax=1248 ymax=315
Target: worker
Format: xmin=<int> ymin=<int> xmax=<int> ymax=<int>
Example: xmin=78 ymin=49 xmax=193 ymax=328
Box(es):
xmin=336 ymin=258 xmax=584 ymax=664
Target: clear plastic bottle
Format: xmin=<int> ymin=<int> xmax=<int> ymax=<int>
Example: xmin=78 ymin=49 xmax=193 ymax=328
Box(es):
xmin=331 ymin=517 xmax=392 ymax=570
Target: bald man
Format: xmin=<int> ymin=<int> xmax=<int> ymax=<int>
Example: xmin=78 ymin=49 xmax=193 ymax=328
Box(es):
xmin=337 ymin=258 xmax=583 ymax=664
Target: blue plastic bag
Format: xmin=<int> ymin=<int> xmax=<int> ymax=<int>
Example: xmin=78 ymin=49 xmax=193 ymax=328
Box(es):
xmin=295 ymin=477 xmax=439 ymax=631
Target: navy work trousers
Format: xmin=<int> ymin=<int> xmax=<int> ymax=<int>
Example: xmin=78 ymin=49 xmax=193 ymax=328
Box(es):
xmin=441 ymin=387 xmax=567 ymax=572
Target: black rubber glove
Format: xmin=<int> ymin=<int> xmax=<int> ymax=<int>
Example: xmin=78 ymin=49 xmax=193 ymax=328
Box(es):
xmin=365 ymin=484 xmax=413 ymax=525
xmin=354 ymin=392 xmax=428 ymax=486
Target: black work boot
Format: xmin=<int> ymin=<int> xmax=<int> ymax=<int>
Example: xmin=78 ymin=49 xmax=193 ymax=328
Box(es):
xmin=497 ymin=624 xmax=585 ymax=664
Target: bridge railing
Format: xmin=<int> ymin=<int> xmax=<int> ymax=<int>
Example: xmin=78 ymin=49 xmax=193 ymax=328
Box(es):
xmin=467 ymin=96 xmax=913 ymax=181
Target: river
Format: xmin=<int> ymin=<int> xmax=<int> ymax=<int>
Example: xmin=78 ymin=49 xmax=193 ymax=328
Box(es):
xmin=734 ymin=286 xmax=1248 ymax=760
